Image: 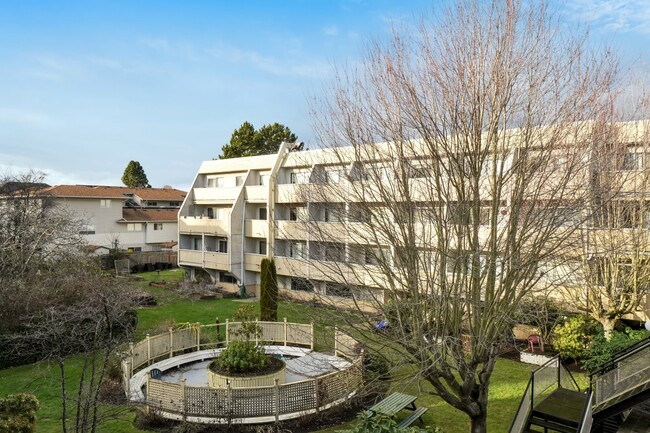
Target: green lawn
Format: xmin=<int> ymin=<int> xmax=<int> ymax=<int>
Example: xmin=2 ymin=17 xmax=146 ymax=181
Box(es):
xmin=0 ymin=270 xmax=585 ymax=433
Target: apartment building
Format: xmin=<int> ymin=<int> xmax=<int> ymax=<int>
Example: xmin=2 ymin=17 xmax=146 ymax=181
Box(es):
xmin=39 ymin=185 xmax=186 ymax=252
xmin=179 ymin=124 xmax=650 ymax=320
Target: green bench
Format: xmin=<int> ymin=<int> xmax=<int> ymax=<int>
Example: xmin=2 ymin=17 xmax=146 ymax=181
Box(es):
xmin=369 ymin=392 xmax=428 ymax=428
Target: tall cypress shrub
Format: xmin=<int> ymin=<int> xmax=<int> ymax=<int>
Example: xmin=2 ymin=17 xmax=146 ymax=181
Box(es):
xmin=260 ymin=258 xmax=278 ymax=321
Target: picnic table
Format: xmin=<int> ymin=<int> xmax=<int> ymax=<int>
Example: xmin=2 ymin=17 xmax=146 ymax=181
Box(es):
xmin=369 ymin=392 xmax=428 ymax=428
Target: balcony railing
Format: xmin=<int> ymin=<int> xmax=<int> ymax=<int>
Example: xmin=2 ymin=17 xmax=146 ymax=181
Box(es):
xmin=179 ymin=217 xmax=228 ymax=235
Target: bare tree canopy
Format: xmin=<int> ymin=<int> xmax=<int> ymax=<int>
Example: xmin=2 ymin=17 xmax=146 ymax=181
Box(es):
xmin=302 ymin=1 xmax=622 ymax=431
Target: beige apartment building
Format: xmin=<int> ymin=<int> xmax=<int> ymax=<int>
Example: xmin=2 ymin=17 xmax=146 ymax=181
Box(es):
xmin=40 ymin=185 xmax=186 ymax=253
xmin=179 ymin=123 xmax=650 ymax=320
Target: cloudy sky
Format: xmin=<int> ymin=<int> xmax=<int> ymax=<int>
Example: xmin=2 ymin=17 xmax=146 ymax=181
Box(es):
xmin=1 ymin=0 xmax=649 ymax=191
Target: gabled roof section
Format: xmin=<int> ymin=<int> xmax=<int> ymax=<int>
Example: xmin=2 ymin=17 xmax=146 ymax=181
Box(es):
xmin=120 ymin=208 xmax=179 ymax=222
xmin=38 ymin=185 xmax=186 ymax=201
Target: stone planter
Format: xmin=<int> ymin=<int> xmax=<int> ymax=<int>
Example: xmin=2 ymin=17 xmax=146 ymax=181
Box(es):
xmin=208 ymin=363 xmax=286 ymax=388
xmin=519 ymin=350 xmax=557 ymax=366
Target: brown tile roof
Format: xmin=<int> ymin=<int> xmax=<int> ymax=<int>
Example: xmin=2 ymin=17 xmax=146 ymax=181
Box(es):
xmin=38 ymin=185 xmax=186 ymax=201
xmin=120 ymin=208 xmax=179 ymax=222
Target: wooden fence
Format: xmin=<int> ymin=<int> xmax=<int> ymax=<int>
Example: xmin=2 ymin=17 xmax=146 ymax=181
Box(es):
xmin=121 ymin=320 xmax=363 ymax=423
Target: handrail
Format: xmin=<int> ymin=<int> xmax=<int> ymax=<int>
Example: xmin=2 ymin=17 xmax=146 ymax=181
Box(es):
xmin=589 ymin=335 xmax=650 ymax=378
xmin=507 ymin=375 xmax=533 ymax=433
xmin=576 ymin=388 xmax=594 ymax=433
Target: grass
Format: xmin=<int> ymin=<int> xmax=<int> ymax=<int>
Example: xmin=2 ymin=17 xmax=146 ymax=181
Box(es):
xmin=0 ymin=269 xmax=586 ymax=433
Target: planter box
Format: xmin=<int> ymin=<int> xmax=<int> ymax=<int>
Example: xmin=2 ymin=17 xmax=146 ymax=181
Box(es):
xmin=520 ymin=351 xmax=557 ymax=366
xmin=208 ymin=364 xmax=286 ymax=388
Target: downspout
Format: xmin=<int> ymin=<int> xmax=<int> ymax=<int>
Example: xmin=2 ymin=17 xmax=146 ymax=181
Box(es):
xmin=268 ymin=142 xmax=291 ymax=259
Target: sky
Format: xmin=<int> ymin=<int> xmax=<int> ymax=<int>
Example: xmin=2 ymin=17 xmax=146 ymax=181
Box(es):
xmin=1 ymin=0 xmax=649 ymax=191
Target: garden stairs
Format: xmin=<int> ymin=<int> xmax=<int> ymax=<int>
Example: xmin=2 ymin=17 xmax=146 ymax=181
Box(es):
xmin=509 ymin=336 xmax=650 ymax=433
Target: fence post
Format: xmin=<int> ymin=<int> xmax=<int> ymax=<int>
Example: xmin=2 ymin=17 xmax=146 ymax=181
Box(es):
xmin=181 ymin=378 xmax=187 ymax=422
xmin=255 ymin=319 xmax=259 ymax=346
xmin=530 ymin=371 xmax=535 ymax=407
xmin=274 ymin=378 xmax=280 ymax=423
xmin=169 ymin=328 xmax=174 ymax=359
xmin=129 ymin=343 xmax=134 ymax=377
xmin=226 ymin=380 xmax=232 ymax=425
xmin=225 ymin=319 xmax=229 ymax=345
xmin=196 ymin=323 xmax=201 ymax=351
xmin=145 ymin=370 xmax=151 ymax=407
xmin=126 ymin=359 xmax=132 ymax=397
xmin=283 ymin=317 xmax=288 ymax=346
xmin=146 ymin=334 xmax=151 ymax=365
xmin=315 ymin=378 xmax=321 ymax=414
xmin=334 ymin=326 xmax=338 ymax=357
xmin=310 ymin=321 xmax=314 ymax=351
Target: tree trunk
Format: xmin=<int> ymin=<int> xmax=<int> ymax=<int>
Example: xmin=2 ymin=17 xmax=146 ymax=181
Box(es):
xmin=601 ymin=318 xmax=616 ymax=340
xmin=470 ymin=412 xmax=487 ymax=433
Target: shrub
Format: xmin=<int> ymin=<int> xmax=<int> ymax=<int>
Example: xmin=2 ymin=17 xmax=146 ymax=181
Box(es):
xmin=210 ymin=305 xmax=270 ymax=374
xmin=552 ymin=315 xmax=600 ymax=360
xmin=583 ymin=328 xmax=650 ymax=372
xmin=0 ymin=393 xmax=40 ymax=433
xmin=339 ymin=412 xmax=441 ymax=433
xmin=260 ymin=258 xmax=278 ymax=322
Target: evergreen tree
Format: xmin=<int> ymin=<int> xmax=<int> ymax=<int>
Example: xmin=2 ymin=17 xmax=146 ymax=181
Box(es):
xmin=219 ymin=122 xmax=297 ymax=159
xmin=260 ymin=258 xmax=278 ymax=322
xmin=121 ymin=161 xmax=151 ymax=188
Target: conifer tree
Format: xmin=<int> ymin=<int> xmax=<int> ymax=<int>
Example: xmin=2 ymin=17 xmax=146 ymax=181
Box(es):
xmin=121 ymin=161 xmax=151 ymax=188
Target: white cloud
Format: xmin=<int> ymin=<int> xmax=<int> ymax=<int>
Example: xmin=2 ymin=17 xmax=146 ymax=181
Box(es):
xmin=323 ymin=25 xmax=340 ymax=36
xmin=0 ymin=162 xmax=118 ymax=186
xmin=565 ymin=0 xmax=650 ymax=33
xmin=0 ymin=108 xmax=53 ymax=126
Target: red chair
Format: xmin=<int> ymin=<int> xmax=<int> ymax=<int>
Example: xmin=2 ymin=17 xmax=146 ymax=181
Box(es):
xmin=527 ymin=334 xmax=543 ymax=353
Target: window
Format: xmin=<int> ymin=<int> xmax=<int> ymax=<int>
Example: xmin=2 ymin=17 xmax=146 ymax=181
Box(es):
xmin=153 ymin=223 xmax=163 ymax=231
xmin=217 ymin=238 xmax=228 ymax=253
xmin=170 ymin=201 xmax=181 ymax=207
xmin=326 ymin=169 xmax=340 ymax=183
xmin=291 ymin=278 xmax=314 ymax=292
xmin=259 ymin=174 xmax=269 ymax=186
xmin=207 ymin=177 xmax=224 ymax=187
xmin=408 ymin=164 xmax=428 ymax=179
xmin=324 ymin=242 xmax=344 ymax=262
xmin=207 ymin=207 xmax=214 ymax=219
xmin=127 ymin=223 xmax=143 ymax=231
xmin=259 ymin=240 xmax=267 ymax=255
xmin=290 ymin=172 xmax=309 ymax=184
xmin=623 ymin=152 xmax=644 ymax=171
xmin=349 ymin=205 xmax=372 ymax=223
xmin=100 ymin=199 xmax=111 ymax=208
xmin=446 ymin=250 xmax=470 ymax=274
xmin=79 ymin=225 xmax=95 ymax=235
xmin=364 ymin=246 xmax=388 ymax=266
xmin=289 ymin=206 xmax=306 ymax=221
xmin=448 ymin=202 xmax=472 ymax=225
xmin=220 ymin=273 xmax=238 ymax=284
xmin=289 ymin=241 xmax=306 ymax=259
xmin=326 ymin=282 xmax=352 ymax=298
xmin=127 ymin=247 xmax=142 ymax=252
xmin=149 ymin=201 xmax=158 ymax=207
xmin=259 ymin=207 xmax=268 ymax=220
xmin=236 ymin=176 xmax=244 ymax=186
xmin=324 ymin=207 xmax=342 ymax=223
xmin=193 ymin=238 xmax=202 ymax=250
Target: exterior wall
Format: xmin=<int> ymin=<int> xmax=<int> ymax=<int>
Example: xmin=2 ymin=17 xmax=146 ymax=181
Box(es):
xmin=178 ymin=127 xmax=650 ymax=320
xmin=52 ymin=197 xmax=179 ymax=252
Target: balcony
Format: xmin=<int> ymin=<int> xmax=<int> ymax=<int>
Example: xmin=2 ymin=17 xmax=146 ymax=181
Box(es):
xmin=244 ymin=219 xmax=268 ymax=238
xmin=245 ymin=185 xmax=268 ymax=202
xmin=179 ymin=217 xmax=228 ymax=235
xmin=193 ymin=187 xmax=240 ymax=203
xmin=178 ymin=249 xmax=229 ymax=270
xmin=275 ymin=221 xmax=308 ymax=240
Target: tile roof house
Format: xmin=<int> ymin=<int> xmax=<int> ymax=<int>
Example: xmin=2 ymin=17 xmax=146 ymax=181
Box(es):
xmin=39 ymin=185 xmax=186 ymax=253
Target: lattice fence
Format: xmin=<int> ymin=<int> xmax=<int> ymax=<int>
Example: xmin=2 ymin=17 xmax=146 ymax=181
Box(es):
xmin=279 ymin=380 xmax=316 ymax=414
xmin=231 ymin=386 xmax=276 ymax=417
xmin=147 ymin=380 xmax=184 ymax=413
xmin=185 ymin=386 xmax=228 ymax=417
xmin=335 ymin=329 xmax=360 ymax=360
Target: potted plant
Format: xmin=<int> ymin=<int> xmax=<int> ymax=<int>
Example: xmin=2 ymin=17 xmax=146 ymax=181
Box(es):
xmin=208 ymin=305 xmax=285 ymax=388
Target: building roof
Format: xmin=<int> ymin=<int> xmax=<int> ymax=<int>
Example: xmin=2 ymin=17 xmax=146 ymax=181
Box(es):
xmin=120 ymin=208 xmax=179 ymax=222
xmin=39 ymin=185 xmax=186 ymax=201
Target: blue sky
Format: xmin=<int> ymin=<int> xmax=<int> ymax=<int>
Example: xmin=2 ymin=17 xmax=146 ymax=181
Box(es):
xmin=1 ymin=0 xmax=649 ymax=190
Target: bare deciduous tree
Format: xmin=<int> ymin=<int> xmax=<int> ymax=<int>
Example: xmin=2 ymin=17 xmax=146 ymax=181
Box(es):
xmin=563 ymin=120 xmax=650 ymax=338
xmin=297 ymin=1 xmax=620 ymax=431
